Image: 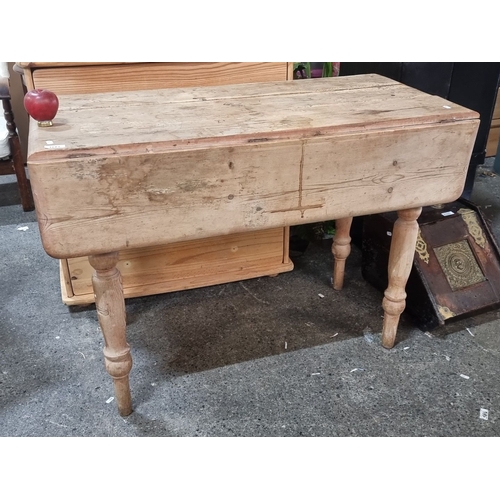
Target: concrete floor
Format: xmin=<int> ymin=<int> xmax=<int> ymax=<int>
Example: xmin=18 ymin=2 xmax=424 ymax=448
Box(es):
xmin=1 ymin=159 xmax=500 ymax=437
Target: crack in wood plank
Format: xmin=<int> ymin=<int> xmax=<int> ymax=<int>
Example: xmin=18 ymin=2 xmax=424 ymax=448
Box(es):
xmin=268 ymin=203 xmax=324 ymax=215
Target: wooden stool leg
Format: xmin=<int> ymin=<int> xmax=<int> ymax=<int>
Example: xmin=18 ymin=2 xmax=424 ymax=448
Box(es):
xmin=381 ymin=207 xmax=422 ymax=349
xmin=331 ymin=217 xmax=353 ymax=290
xmin=89 ymin=252 xmax=132 ymax=416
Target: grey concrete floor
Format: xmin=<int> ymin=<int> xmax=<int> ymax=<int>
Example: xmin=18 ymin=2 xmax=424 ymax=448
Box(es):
xmin=1 ymin=159 xmax=500 ymax=437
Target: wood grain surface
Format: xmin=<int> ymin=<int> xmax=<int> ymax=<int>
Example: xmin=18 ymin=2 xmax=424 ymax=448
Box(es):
xmin=21 ymin=62 xmax=290 ymax=95
xmin=27 ymin=74 xmax=480 ymax=259
xmin=62 ymin=227 xmax=292 ymax=305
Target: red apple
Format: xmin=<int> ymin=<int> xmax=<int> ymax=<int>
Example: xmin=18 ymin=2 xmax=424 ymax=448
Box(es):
xmin=24 ymin=89 xmax=59 ymax=126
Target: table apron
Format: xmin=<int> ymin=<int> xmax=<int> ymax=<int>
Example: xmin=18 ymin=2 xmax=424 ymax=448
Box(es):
xmin=28 ymin=120 xmax=479 ymax=259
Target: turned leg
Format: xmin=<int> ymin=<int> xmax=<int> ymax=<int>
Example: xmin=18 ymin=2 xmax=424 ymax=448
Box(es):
xmin=89 ymin=252 xmax=132 ymax=416
xmin=382 ymin=207 xmax=422 ymax=349
xmin=331 ymin=217 xmax=353 ymax=290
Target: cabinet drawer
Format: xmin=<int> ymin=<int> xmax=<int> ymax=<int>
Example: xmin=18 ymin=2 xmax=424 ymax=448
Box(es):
xmin=61 ymin=227 xmax=293 ymax=305
xmin=30 ymin=62 xmax=291 ymax=94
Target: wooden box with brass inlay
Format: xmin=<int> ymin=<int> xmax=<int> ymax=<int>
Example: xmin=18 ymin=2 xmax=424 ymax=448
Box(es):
xmin=362 ymin=199 xmax=500 ymax=331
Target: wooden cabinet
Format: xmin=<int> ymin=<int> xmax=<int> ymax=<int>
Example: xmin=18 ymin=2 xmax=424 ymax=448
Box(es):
xmin=340 ymin=62 xmax=500 ymax=197
xmin=19 ymin=62 xmax=294 ymax=305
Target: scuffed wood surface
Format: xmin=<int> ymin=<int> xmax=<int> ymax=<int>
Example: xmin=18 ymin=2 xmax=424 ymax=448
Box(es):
xmin=27 ymin=74 xmax=478 ymax=161
xmin=27 ymin=74 xmax=480 ymax=259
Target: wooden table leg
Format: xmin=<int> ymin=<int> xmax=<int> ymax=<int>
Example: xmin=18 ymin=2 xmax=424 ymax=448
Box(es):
xmin=332 ymin=217 xmax=353 ymax=290
xmin=88 ymin=252 xmax=132 ymax=416
xmin=381 ymin=207 xmax=422 ymax=349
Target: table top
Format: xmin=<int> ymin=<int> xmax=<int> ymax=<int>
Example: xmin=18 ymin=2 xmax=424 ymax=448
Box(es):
xmin=26 ymin=74 xmax=480 ymax=259
xmin=27 ymin=74 xmax=478 ymax=162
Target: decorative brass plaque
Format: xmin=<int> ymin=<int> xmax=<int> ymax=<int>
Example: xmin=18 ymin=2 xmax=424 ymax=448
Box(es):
xmin=437 ymin=305 xmax=456 ymax=320
xmin=458 ymin=208 xmax=486 ymax=248
xmin=434 ymin=239 xmax=485 ymax=291
xmin=415 ymin=229 xmax=429 ymax=264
